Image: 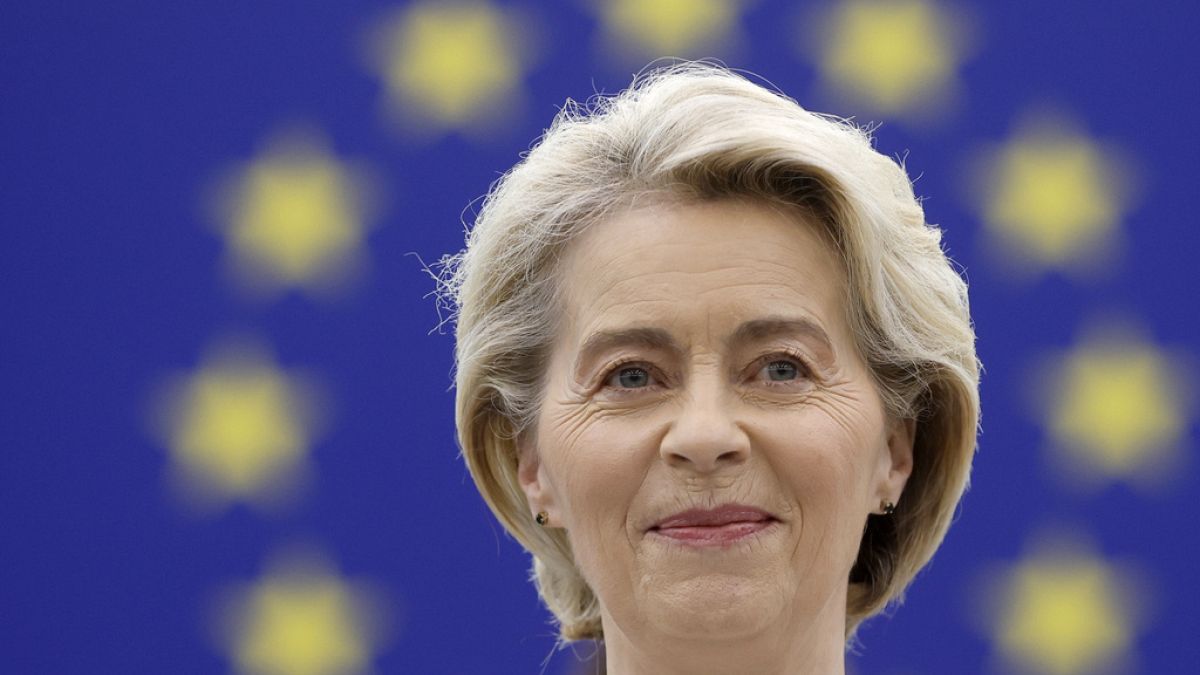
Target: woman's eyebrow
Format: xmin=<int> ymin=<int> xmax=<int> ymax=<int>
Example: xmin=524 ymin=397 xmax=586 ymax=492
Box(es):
xmin=573 ymin=316 xmax=834 ymax=377
xmin=573 ymin=327 xmax=684 ymax=378
xmin=724 ymin=316 xmax=834 ymax=355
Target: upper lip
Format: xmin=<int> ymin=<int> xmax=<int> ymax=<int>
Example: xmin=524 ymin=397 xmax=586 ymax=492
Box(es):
xmin=649 ymin=504 xmax=778 ymax=531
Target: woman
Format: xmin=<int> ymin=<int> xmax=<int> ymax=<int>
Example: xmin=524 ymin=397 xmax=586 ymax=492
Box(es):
xmin=438 ymin=62 xmax=980 ymax=674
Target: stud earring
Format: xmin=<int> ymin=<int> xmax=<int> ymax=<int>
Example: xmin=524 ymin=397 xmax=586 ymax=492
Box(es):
xmin=880 ymin=500 xmax=896 ymax=515
xmin=535 ymin=511 xmax=549 ymax=526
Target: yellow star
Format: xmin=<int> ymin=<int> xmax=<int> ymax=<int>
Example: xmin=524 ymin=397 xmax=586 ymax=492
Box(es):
xmin=809 ymin=0 xmax=968 ymax=117
xmin=596 ymin=0 xmax=742 ymax=60
xmin=974 ymin=114 xmax=1133 ymax=274
xmin=218 ymin=551 xmax=385 ymax=675
xmin=1037 ymin=322 xmax=1188 ymax=487
xmin=366 ymin=1 xmax=530 ymax=135
xmin=987 ymin=539 xmax=1143 ymax=675
xmin=152 ymin=337 xmax=327 ymax=511
xmin=215 ymin=129 xmax=376 ymax=299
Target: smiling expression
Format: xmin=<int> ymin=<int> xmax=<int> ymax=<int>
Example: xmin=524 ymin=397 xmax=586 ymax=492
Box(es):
xmin=517 ymin=197 xmax=914 ymax=644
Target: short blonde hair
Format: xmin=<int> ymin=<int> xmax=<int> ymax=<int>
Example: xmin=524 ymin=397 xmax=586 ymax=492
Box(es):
xmin=436 ymin=62 xmax=981 ymax=644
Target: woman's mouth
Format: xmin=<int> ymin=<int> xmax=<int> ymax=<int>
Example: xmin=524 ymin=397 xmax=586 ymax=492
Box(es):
xmin=648 ymin=519 xmax=779 ymax=547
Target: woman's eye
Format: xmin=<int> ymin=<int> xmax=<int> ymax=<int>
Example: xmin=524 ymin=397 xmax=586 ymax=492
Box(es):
xmin=765 ymin=361 xmax=796 ymax=381
xmin=608 ymin=366 xmax=654 ymax=389
xmin=758 ymin=357 xmax=808 ymax=384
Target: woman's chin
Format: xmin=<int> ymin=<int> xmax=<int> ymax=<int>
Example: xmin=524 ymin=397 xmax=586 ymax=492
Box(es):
xmin=638 ymin=575 xmax=788 ymax=640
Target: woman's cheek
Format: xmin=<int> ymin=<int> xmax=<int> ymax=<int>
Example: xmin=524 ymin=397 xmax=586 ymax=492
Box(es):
xmin=563 ymin=431 xmax=639 ymax=508
xmin=548 ymin=415 xmax=627 ymax=512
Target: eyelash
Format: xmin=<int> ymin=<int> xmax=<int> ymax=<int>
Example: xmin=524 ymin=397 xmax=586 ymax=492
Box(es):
xmin=598 ymin=350 xmax=814 ymax=396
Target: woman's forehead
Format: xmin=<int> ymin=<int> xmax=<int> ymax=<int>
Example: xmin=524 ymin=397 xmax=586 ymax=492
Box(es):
xmin=557 ymin=199 xmax=849 ymax=338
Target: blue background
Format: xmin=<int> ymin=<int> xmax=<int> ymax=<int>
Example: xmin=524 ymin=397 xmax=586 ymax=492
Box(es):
xmin=3 ymin=1 xmax=1198 ymax=673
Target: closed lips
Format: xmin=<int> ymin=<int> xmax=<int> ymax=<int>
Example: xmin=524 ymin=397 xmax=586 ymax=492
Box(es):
xmin=650 ymin=505 xmax=777 ymax=530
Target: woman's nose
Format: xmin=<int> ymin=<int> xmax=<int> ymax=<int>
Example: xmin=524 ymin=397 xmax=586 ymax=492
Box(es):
xmin=658 ymin=381 xmax=750 ymax=473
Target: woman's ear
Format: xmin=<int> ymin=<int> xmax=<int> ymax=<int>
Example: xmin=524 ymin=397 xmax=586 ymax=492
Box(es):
xmin=878 ymin=416 xmax=916 ymax=507
xmin=516 ymin=431 xmax=557 ymax=525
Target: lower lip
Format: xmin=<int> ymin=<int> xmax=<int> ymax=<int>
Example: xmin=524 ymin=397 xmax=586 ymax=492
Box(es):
xmin=649 ymin=520 xmax=777 ymax=547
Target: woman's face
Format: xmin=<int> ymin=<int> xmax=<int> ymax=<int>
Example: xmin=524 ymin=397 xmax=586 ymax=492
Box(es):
xmin=517 ymin=198 xmax=914 ymax=645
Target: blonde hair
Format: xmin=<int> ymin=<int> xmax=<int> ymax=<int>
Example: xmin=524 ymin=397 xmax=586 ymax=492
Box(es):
xmin=436 ymin=62 xmax=981 ymax=644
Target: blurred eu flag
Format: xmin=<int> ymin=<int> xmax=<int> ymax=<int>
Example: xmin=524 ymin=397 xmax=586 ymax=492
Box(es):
xmin=2 ymin=1 xmax=1197 ymax=673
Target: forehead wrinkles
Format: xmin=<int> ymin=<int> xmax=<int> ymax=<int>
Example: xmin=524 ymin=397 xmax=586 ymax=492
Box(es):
xmin=570 ymin=269 xmax=843 ymax=351
xmin=573 ymin=251 xmax=836 ymax=310
xmin=554 ymin=200 xmax=849 ymax=335
xmin=567 ymin=209 xmax=840 ymax=286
